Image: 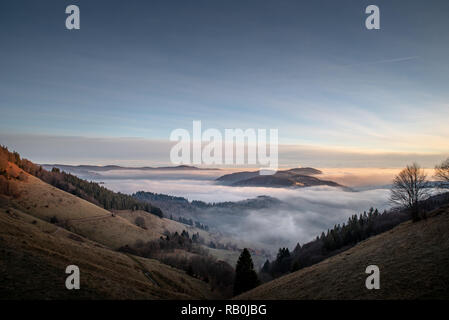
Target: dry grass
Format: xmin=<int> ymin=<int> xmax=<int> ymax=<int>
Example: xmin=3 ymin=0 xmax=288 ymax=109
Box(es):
xmin=0 ymin=162 xmax=221 ymax=299
xmin=237 ymin=206 xmax=449 ymax=300
xmin=114 ymin=209 xmax=213 ymax=242
xmin=0 ymin=202 xmax=219 ymax=299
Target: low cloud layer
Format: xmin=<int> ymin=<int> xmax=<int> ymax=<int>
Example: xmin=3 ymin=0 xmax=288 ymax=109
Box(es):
xmin=91 ymin=169 xmax=391 ymax=253
xmin=235 ymin=187 xmax=390 ymax=251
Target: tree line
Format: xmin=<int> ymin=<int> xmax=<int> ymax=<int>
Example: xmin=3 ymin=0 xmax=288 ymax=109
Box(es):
xmin=175 ymin=215 xmax=210 ymax=231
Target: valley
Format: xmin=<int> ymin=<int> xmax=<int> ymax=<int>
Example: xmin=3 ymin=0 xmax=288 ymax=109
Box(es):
xmin=1 ymin=146 xmax=449 ymax=300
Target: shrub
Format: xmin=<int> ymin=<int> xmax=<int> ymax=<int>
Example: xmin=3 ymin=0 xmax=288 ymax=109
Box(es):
xmin=135 ymin=216 xmax=146 ymax=229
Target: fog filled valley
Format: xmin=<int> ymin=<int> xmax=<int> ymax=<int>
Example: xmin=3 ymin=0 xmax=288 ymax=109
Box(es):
xmin=43 ymin=165 xmax=393 ymax=255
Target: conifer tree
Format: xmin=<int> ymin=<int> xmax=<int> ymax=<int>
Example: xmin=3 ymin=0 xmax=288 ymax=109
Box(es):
xmin=233 ymin=248 xmax=259 ymax=296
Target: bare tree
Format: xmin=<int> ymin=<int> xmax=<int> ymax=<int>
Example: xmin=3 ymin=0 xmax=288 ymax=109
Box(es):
xmin=390 ymin=163 xmax=429 ymax=221
xmin=435 ymin=158 xmax=449 ymax=187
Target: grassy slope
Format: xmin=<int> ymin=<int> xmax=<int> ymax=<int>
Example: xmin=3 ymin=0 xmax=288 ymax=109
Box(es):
xmin=114 ymin=209 xmax=213 ymax=242
xmin=237 ymin=206 xmax=449 ymax=300
xmin=6 ymin=162 xmax=216 ymax=250
xmin=0 ymin=205 xmax=218 ymax=299
xmin=0 ymin=162 xmax=219 ymax=299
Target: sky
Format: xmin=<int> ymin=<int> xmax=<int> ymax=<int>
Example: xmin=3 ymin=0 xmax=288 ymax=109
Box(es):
xmin=1 ymin=0 xmax=448 ymax=167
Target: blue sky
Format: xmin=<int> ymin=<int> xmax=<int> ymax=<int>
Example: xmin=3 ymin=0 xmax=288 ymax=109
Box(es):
xmin=1 ymin=0 xmax=448 ymax=166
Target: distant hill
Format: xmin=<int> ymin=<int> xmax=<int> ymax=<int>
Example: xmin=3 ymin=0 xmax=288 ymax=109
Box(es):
xmin=134 ymin=191 xmax=281 ymax=223
xmin=216 ymin=167 xmax=343 ymax=188
xmin=42 ymin=164 xmax=219 ymax=172
xmin=135 ymin=191 xmax=281 ymax=211
xmin=237 ymin=204 xmax=449 ymax=299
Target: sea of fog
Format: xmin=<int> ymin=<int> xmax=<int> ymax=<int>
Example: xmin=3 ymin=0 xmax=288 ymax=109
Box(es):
xmin=74 ymin=169 xmax=392 ymax=251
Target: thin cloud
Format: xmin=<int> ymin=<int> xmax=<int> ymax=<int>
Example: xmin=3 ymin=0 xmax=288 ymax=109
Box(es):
xmin=342 ymin=56 xmax=420 ymax=68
